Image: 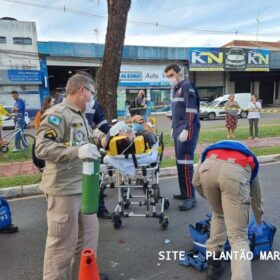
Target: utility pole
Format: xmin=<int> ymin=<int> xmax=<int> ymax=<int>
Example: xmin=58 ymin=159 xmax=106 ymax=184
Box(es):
xmin=256 ymin=15 xmax=260 ymax=47
xmin=94 ymin=28 xmax=99 ymax=44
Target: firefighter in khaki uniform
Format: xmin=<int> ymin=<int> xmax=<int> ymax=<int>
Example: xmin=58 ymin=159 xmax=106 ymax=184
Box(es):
xmin=192 ymin=140 xmax=263 ymax=280
xmin=35 ymin=73 xmax=108 ymax=280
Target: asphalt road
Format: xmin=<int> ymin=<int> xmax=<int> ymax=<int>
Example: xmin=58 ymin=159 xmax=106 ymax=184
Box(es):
xmin=1 ymin=162 xmax=280 ymax=280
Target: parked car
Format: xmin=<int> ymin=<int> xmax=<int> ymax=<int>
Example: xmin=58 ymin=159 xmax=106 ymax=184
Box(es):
xmin=1 ymin=106 xmax=31 ymax=129
xmin=199 ymin=93 xmax=251 ymax=120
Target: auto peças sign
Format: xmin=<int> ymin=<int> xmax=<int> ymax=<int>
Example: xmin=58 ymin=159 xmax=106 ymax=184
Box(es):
xmin=189 ymin=47 xmax=269 ymax=71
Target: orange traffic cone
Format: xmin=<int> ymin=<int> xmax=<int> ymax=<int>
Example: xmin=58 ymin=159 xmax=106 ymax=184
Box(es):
xmin=79 ymin=248 xmax=100 ymax=280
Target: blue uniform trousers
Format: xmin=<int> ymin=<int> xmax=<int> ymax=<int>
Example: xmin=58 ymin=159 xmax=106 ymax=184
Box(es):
xmin=174 ymin=123 xmax=200 ymax=198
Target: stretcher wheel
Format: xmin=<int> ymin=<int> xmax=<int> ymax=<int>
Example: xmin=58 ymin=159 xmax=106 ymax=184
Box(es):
xmin=113 ymin=216 xmax=122 ymax=230
xmin=0 ymin=145 xmax=9 ymax=153
xmin=161 ymin=218 xmax=169 ymax=230
xmin=164 ymin=199 xmax=170 ymax=210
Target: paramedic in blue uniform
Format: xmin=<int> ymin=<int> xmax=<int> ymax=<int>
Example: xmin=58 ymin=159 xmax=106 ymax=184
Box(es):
xmin=192 ymin=140 xmax=263 ymax=280
xmin=164 ymin=64 xmax=200 ymax=210
xmin=86 ymin=95 xmax=111 ymax=219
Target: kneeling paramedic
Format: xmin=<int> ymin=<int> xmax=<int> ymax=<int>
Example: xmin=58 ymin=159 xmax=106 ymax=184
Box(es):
xmin=192 ymin=140 xmax=263 ymax=280
xmin=36 ymin=73 xmax=108 ymax=280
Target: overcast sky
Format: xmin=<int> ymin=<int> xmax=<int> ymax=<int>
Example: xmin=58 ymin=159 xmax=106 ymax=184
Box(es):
xmin=1 ymin=0 xmax=279 ymax=47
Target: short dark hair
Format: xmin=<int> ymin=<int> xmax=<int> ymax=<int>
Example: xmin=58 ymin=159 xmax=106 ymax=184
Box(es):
xmin=11 ymin=90 xmax=18 ymax=95
xmin=164 ymin=64 xmax=181 ymax=73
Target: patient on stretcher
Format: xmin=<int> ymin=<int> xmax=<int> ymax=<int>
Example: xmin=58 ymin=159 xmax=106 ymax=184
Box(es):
xmin=102 ymin=115 xmax=159 ymax=175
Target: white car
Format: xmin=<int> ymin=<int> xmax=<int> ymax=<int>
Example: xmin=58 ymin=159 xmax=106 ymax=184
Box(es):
xmin=1 ymin=106 xmax=31 ymax=129
xmin=199 ymin=93 xmax=251 ymax=120
xmin=166 ymin=101 xmax=208 ymax=119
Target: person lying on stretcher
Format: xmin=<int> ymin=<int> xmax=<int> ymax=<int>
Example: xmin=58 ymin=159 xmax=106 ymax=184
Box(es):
xmin=102 ymin=115 xmax=157 ymax=155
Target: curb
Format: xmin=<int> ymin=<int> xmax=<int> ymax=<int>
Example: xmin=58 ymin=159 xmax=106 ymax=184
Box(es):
xmin=1 ymin=154 xmax=280 ymax=199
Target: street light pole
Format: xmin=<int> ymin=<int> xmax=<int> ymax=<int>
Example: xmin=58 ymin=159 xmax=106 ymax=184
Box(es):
xmin=94 ymin=28 xmax=99 ymax=44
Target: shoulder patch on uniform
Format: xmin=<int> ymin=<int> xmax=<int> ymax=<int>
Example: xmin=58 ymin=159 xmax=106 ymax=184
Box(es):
xmin=48 ymin=115 xmax=62 ymax=126
xmin=44 ymin=128 xmax=57 ymax=141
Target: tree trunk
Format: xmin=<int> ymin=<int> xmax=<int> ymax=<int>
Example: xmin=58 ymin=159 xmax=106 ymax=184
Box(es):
xmin=97 ymin=0 xmax=131 ymax=122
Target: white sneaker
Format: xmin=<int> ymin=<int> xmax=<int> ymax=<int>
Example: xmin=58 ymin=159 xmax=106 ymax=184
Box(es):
xmin=12 ymin=148 xmax=20 ymax=153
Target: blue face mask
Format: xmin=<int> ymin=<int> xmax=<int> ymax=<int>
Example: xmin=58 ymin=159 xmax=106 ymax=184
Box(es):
xmin=133 ymin=123 xmax=144 ymax=133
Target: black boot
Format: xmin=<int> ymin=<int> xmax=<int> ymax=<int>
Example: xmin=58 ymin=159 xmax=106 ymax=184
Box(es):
xmin=206 ymin=254 xmax=225 ymax=280
xmin=0 ymin=223 xmax=19 ymax=234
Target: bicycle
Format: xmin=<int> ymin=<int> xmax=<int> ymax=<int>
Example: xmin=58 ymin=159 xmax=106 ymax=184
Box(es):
xmin=0 ymin=114 xmax=35 ymax=154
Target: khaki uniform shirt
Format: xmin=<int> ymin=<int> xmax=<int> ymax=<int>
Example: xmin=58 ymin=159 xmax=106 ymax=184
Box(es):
xmin=35 ymin=99 xmax=93 ymax=196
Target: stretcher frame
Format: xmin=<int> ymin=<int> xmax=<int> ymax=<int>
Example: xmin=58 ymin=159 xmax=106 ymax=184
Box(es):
xmin=100 ymin=132 xmax=170 ymax=230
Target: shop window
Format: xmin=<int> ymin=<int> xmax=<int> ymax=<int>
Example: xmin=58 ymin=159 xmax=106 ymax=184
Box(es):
xmin=0 ymin=36 xmax=6 ymax=44
xmin=150 ymin=89 xmax=171 ymax=112
xmin=13 ymin=37 xmax=32 ymax=45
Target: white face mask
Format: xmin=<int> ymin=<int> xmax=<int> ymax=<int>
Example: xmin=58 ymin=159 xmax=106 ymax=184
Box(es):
xmin=85 ymin=97 xmax=96 ymax=113
xmin=169 ymin=77 xmax=179 ymax=87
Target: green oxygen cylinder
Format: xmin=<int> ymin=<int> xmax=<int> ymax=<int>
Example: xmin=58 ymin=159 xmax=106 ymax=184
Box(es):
xmin=81 ymin=159 xmax=100 ymax=214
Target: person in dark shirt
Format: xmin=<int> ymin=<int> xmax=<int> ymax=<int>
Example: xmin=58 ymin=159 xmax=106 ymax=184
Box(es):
xmin=134 ymin=90 xmax=147 ymax=121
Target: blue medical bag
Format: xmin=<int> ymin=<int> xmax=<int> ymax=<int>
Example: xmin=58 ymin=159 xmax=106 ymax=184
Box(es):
xmin=189 ymin=214 xmax=276 ymax=258
xmin=0 ymin=197 xmax=12 ymax=229
xmin=248 ymin=220 xmax=276 ymax=257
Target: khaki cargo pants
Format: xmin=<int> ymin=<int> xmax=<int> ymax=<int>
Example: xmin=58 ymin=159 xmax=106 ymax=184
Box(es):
xmin=43 ymin=194 xmax=99 ymax=280
xmin=199 ymin=155 xmax=252 ymax=280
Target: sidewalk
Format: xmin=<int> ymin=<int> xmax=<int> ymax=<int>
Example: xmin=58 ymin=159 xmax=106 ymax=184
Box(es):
xmin=1 ymin=137 xmax=280 ymax=178
xmin=163 ymin=136 xmax=280 ymax=158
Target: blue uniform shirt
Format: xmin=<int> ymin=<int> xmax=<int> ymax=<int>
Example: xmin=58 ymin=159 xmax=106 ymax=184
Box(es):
xmin=86 ymin=100 xmax=110 ymax=134
xmin=14 ymin=98 xmax=25 ymax=124
xmin=171 ymin=80 xmax=200 ymax=135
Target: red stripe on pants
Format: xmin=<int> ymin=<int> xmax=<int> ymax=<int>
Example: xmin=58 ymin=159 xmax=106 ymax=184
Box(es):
xmin=185 ymin=154 xmax=191 ymax=198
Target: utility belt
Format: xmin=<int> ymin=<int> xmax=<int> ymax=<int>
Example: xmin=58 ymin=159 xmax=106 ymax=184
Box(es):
xmin=206 ymin=149 xmax=255 ymax=171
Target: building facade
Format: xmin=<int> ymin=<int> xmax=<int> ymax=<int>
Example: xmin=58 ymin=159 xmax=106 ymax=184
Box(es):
xmin=1 ymin=19 xmax=279 ymax=117
xmin=0 ymin=18 xmax=46 ymax=116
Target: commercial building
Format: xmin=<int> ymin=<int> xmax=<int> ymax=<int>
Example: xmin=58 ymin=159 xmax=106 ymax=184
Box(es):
xmin=1 ymin=18 xmax=280 ymax=117
xmin=0 ymin=17 xmax=48 ymax=116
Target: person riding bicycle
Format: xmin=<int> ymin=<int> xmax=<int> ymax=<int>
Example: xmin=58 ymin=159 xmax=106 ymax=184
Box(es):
xmin=10 ymin=90 xmax=27 ymax=152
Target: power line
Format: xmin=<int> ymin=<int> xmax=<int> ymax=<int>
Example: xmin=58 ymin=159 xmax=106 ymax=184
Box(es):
xmin=2 ymin=0 xmax=280 ymax=37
